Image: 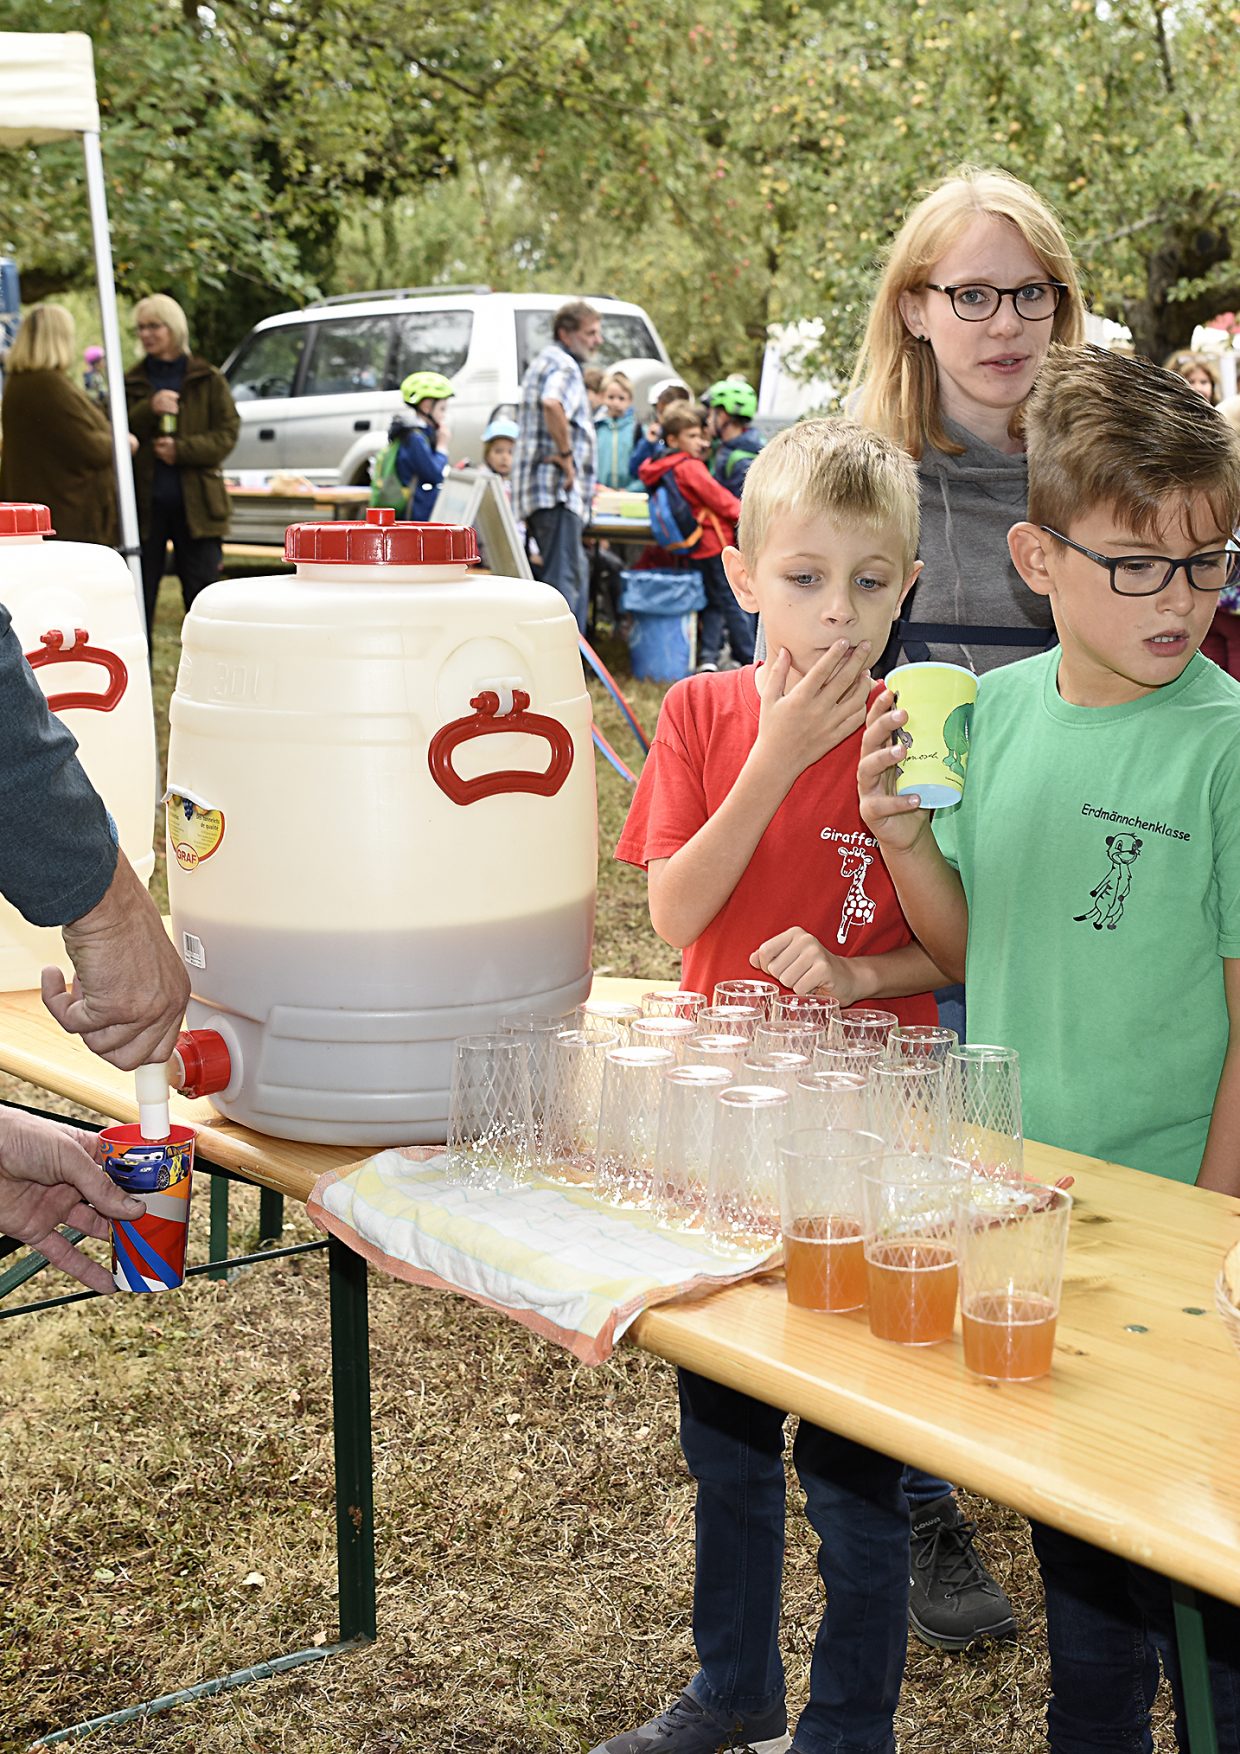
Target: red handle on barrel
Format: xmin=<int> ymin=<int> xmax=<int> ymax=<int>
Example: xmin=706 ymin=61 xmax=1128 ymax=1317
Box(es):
xmin=25 ymin=628 xmax=128 ymax=713
xmin=428 ymin=689 xmax=574 ymax=806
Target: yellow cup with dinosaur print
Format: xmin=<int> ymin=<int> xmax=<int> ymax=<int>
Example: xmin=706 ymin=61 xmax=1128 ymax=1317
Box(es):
xmin=886 ymin=662 xmax=977 ymax=809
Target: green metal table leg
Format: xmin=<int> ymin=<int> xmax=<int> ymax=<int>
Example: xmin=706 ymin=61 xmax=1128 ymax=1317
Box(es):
xmin=328 ymin=1233 xmax=376 ymax=1642
xmin=207 ymin=1173 xmax=230 ymax=1281
xmin=258 ymin=1187 xmax=284 ymax=1246
xmin=1173 ymin=1582 xmax=1219 ymax=1754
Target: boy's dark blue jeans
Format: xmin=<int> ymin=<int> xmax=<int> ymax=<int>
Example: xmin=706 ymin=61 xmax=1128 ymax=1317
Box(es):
xmin=1031 ymin=1522 xmax=1240 ymax=1753
xmin=679 ymin=1368 xmax=908 ymax=1754
xmin=698 ymin=554 xmax=756 ymax=667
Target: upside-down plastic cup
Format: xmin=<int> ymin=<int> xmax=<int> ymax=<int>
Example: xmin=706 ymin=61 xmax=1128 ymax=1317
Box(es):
xmin=705 ymin=1084 xmax=791 ymax=1245
xmin=886 ymin=662 xmax=978 ymax=809
xmin=640 ymin=989 xmax=709 ymax=1022
xmin=99 ymin=1125 xmax=195 ymax=1292
xmin=713 ymin=978 xmax=779 ymax=1015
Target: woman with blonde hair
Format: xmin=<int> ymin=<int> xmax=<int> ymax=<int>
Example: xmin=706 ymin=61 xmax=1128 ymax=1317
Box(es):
xmin=0 ymin=303 xmax=118 ymax=544
xmin=124 ymin=293 xmax=239 ymax=635
xmin=852 ymin=165 xmax=1084 ymax=675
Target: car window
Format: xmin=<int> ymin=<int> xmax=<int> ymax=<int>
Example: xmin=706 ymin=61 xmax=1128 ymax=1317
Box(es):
xmin=516 ymin=310 xmax=660 ymax=378
xmin=225 ymin=325 xmax=309 ymax=401
xmin=301 ymin=316 xmax=395 ymax=396
xmin=391 ymin=310 xmax=473 ymax=385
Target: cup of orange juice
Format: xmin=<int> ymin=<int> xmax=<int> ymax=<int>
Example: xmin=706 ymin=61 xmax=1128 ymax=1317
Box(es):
xmin=778 ymin=1128 xmax=882 ymax=1313
xmin=955 ymin=1181 xmax=1072 ymax=1381
xmin=862 ymin=1155 xmax=971 ymax=1345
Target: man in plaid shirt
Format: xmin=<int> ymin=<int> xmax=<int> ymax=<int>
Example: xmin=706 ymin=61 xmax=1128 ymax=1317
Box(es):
xmin=512 ymin=300 xmax=602 ymax=631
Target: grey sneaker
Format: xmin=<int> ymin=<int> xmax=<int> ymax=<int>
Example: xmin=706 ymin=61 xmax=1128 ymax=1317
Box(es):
xmin=695 ymin=659 xmax=720 ymax=674
xmin=908 ymin=1493 xmax=1018 ymax=1650
xmin=588 ymin=1688 xmax=790 ymax=1754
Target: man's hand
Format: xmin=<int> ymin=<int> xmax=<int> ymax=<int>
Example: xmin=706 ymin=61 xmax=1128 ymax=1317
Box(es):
xmin=149 ymin=389 xmax=180 ymax=417
xmin=557 ymin=455 xmax=577 ymax=490
xmin=0 ymin=1108 xmax=145 ymax=1294
xmin=755 ymin=642 xmax=872 ymax=780
xmin=751 ymin=927 xmax=871 ymax=1005
xmin=43 ymin=854 xmax=190 ymax=1070
xmin=152 ymin=436 xmax=178 ymax=465
xmin=858 ymin=687 xmax=935 ymax=855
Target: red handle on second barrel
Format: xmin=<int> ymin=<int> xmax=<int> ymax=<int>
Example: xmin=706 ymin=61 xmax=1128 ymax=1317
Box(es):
xmin=25 ymin=628 xmax=128 ymax=713
xmin=428 ymin=689 xmax=574 ymax=805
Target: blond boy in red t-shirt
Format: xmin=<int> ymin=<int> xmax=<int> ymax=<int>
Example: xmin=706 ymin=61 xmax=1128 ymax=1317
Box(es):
xmin=596 ymin=423 xmax=944 ymax=1754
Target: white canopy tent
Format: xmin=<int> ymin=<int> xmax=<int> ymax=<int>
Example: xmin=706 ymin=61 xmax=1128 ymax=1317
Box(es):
xmin=0 ymin=30 xmax=144 ymax=629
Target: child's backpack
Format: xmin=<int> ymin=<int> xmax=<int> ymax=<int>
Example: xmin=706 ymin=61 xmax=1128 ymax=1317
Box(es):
xmin=647 ymin=467 xmax=705 ymax=552
xmin=368 ymin=439 xmax=410 ymax=514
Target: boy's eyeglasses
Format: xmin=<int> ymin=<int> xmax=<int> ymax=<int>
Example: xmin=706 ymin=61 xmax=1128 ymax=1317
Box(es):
xmin=1041 ymin=527 xmax=1240 ymax=595
xmin=924 ymin=281 xmax=1067 ymax=322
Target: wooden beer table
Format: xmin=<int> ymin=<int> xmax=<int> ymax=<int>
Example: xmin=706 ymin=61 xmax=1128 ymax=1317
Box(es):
xmin=2 ymin=975 xmax=1239 ymax=1748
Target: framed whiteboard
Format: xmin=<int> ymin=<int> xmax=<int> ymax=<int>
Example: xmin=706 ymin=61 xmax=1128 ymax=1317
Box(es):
xmin=430 ymin=466 xmax=532 ymax=579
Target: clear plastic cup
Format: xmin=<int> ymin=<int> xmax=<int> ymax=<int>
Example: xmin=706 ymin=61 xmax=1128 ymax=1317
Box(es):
xmin=640 ymin=989 xmax=708 ymax=1022
xmin=500 ymin=1010 xmax=577 ymax=1152
xmin=814 ymin=1043 xmax=886 ymax=1080
xmin=956 ymin=1182 xmax=1072 ymax=1381
xmin=778 ymin=1128 xmax=883 ymax=1312
xmin=543 ymin=1026 xmax=619 ymax=1182
xmin=712 ymin=978 xmax=779 ymax=1016
xmin=866 ymin=1062 xmax=946 ymax=1157
xmin=944 ymin=1045 xmax=1023 ymax=1179
xmin=697 ymin=1004 xmax=763 ymax=1040
xmin=752 ymin=1020 xmax=820 ymax=1058
xmin=595 ymin=1045 xmax=677 ymax=1207
xmin=445 ymin=1035 xmax=536 ymax=1189
xmin=769 ymin=993 xmax=839 ymax=1038
xmin=682 ymin=1033 xmax=749 ymax=1077
xmin=577 ymin=998 xmax=642 ymax=1045
xmin=630 ymin=1016 xmax=700 ymax=1062
xmin=652 ymin=1063 xmax=733 ymax=1227
xmin=831 ymin=1007 xmax=899 ymax=1052
xmin=705 ymin=1084 xmax=791 ymax=1245
xmin=862 ymin=1154 xmax=971 ymax=1345
xmin=741 ymin=1049 xmax=813 ymax=1097
xmin=793 ymin=1070 xmax=871 ymax=1132
xmin=885 ymin=1024 xmax=959 ymax=1067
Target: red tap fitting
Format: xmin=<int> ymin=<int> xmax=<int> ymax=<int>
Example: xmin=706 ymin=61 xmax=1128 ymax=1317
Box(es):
xmin=173 ymin=1029 xmax=232 ymax=1099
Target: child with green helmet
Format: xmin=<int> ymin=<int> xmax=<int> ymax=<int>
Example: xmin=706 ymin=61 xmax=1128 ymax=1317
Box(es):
xmin=706 ymin=377 xmax=764 ymax=494
xmin=370 ymin=370 xmax=454 ymax=520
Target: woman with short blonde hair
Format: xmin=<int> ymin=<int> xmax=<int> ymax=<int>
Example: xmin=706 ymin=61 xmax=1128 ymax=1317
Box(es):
xmin=0 ymin=303 xmax=117 ymax=544
xmin=125 ymin=292 xmax=239 ymax=634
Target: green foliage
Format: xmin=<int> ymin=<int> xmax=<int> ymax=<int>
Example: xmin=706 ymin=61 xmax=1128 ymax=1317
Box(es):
xmin=3 ymin=0 xmax=1239 ymax=375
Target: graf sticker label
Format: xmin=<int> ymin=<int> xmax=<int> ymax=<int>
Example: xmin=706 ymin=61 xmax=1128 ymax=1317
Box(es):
xmin=166 ymin=794 xmax=225 ymax=870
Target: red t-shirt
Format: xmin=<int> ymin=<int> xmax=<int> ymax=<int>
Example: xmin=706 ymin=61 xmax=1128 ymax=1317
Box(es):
xmin=615 ymin=666 xmax=937 ymax=1024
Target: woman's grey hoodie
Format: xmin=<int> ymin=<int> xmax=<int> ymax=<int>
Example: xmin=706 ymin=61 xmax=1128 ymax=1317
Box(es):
xmin=897 ymin=416 xmax=1053 ymax=675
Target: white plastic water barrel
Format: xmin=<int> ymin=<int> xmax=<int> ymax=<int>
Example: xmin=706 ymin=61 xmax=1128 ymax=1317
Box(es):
xmin=0 ymin=504 xmax=156 ymax=990
xmin=166 ymin=511 xmax=597 ymax=1144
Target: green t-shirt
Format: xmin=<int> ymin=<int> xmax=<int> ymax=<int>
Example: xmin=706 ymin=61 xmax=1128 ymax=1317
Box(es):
xmin=933 ymin=649 xmax=1240 ymax=1182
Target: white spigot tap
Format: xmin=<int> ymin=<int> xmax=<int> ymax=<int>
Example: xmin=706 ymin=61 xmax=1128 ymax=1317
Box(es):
xmin=135 ymin=1061 xmax=174 ymax=1141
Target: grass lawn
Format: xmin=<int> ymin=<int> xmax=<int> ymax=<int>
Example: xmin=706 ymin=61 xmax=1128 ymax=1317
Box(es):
xmin=0 ymin=585 xmax=1178 ymax=1752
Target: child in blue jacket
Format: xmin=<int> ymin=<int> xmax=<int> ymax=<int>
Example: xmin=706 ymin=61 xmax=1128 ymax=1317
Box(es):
xmin=388 ymin=370 xmax=453 ymax=520
xmin=594 ymin=372 xmax=640 ymax=489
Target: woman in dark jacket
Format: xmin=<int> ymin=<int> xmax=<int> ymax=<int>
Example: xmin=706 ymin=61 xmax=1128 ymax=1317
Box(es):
xmin=124 ymin=294 xmax=239 ymax=634
xmin=0 ymin=303 xmax=118 ymax=545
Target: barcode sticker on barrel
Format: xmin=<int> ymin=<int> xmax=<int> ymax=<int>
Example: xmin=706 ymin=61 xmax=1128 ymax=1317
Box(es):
xmin=182 ymin=932 xmax=206 ymax=969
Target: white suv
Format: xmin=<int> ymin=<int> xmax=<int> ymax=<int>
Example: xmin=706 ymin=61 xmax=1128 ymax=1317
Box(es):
xmin=221 ymin=287 xmax=674 ymax=486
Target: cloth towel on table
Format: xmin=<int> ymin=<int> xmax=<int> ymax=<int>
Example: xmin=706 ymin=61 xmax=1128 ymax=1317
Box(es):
xmin=309 ymin=1147 xmax=778 ymax=1364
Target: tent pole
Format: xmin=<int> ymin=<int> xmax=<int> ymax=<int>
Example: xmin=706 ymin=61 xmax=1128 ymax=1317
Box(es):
xmin=82 ymin=129 xmax=146 ymax=646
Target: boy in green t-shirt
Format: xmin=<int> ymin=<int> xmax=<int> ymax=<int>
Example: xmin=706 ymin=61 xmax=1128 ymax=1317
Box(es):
xmin=858 ymin=343 xmax=1240 ymax=1750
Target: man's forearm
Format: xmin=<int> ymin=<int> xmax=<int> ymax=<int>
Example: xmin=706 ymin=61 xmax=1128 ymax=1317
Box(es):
xmin=542 ymin=399 xmax=571 ymax=457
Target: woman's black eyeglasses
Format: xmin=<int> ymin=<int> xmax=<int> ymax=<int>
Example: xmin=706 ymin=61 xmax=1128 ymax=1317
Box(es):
xmin=925 ymin=282 xmax=1068 ymax=322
